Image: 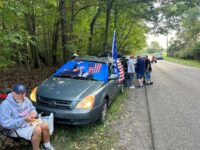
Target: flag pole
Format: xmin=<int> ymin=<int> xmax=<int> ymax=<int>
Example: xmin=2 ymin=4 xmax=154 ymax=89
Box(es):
xmin=112 ymin=29 xmax=118 ymax=74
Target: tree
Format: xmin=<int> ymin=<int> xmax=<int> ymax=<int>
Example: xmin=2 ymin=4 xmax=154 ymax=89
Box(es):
xmin=0 ymin=0 xmax=160 ymax=68
xmin=88 ymin=0 xmax=102 ymax=54
xmin=182 ymin=7 xmax=200 ymax=42
xmin=59 ymin=0 xmax=68 ymax=62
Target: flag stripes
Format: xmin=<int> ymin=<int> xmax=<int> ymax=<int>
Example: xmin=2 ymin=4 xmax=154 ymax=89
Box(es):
xmin=89 ymin=63 xmax=102 ymax=73
xmin=117 ymin=60 xmax=124 ymax=82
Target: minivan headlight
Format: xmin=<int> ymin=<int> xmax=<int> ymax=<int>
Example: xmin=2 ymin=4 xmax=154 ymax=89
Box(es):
xmin=30 ymin=87 xmax=38 ymax=102
xmin=76 ymin=95 xmax=95 ymax=109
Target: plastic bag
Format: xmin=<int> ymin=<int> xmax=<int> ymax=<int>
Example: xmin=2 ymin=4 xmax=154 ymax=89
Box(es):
xmin=38 ymin=113 xmax=54 ymax=135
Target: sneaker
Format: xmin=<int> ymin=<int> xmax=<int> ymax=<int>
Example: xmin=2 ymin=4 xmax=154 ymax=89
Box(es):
xmin=42 ymin=145 xmax=55 ymax=150
xmin=129 ymin=86 xmax=135 ymax=89
xmin=149 ymin=81 xmax=153 ymax=84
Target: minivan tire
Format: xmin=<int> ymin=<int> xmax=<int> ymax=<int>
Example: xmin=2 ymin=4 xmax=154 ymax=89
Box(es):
xmin=98 ymin=100 xmax=108 ymax=124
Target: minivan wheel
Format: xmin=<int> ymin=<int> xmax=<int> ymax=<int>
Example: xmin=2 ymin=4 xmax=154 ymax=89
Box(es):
xmin=98 ymin=100 xmax=108 ymax=124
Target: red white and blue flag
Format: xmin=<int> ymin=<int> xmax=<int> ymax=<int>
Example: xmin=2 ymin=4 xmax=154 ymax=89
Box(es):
xmin=112 ymin=30 xmax=118 ymax=74
xmin=117 ymin=60 xmax=124 ymax=83
xmin=89 ymin=63 xmax=102 ymax=73
xmin=112 ymin=30 xmax=124 ymax=83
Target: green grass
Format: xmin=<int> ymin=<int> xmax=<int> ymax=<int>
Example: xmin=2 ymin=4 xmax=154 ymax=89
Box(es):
xmin=164 ymin=55 xmax=200 ymax=68
xmin=21 ymin=91 xmax=128 ymax=150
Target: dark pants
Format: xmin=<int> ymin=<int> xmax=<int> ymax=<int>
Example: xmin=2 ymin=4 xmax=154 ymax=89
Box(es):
xmin=127 ymin=73 xmax=134 ymax=87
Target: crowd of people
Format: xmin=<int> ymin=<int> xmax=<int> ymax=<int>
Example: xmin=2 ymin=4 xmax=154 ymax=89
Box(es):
xmin=122 ymin=55 xmax=153 ymax=89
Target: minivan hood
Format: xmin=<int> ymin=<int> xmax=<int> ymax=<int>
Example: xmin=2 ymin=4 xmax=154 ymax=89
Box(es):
xmin=37 ymin=76 xmax=103 ymax=101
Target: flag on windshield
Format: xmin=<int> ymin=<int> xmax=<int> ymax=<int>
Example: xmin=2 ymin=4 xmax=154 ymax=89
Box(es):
xmin=88 ymin=63 xmax=102 ymax=73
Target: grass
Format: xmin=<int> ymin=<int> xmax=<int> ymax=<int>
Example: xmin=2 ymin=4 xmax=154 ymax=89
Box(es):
xmin=21 ymin=90 xmax=128 ymax=150
xmin=164 ymin=55 xmax=200 ymax=68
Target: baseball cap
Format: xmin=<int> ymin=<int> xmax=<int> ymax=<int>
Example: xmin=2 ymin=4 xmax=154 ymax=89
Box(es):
xmin=73 ymin=53 xmax=79 ymax=57
xmin=13 ymin=84 xmax=27 ymax=94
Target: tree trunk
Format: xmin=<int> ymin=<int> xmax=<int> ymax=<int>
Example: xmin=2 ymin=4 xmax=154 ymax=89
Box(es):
xmin=24 ymin=1 xmax=40 ymax=68
xmin=52 ymin=20 xmax=60 ymax=65
xmin=59 ymin=0 xmax=68 ymax=62
xmin=88 ymin=1 xmax=101 ymax=54
xmin=70 ymin=0 xmax=75 ymax=33
xmin=103 ymin=0 xmax=111 ymax=51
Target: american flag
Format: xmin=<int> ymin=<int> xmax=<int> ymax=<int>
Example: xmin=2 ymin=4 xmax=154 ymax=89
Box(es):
xmin=117 ymin=60 xmax=124 ymax=83
xmin=89 ymin=63 xmax=102 ymax=73
xmin=111 ymin=30 xmax=124 ymax=83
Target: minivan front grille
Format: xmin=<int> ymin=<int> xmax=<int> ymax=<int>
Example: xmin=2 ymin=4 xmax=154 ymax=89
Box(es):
xmin=37 ymin=96 xmax=72 ymax=109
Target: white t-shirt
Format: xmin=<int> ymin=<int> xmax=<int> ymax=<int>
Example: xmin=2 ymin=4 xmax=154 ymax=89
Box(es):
xmin=127 ymin=59 xmax=135 ymax=73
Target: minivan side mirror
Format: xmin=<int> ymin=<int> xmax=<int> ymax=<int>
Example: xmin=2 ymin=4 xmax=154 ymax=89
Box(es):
xmin=108 ymin=74 xmax=118 ymax=80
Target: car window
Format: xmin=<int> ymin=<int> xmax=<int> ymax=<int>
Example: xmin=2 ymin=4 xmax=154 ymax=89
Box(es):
xmin=108 ymin=63 xmax=115 ymax=76
xmin=54 ymin=60 xmax=109 ymax=82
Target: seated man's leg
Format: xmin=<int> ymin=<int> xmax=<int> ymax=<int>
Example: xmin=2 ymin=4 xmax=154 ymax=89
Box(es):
xmin=15 ymin=125 xmax=41 ymax=150
xmin=38 ymin=122 xmax=54 ymax=150
xmin=39 ymin=122 xmax=50 ymax=143
xmin=32 ymin=126 xmax=42 ymax=150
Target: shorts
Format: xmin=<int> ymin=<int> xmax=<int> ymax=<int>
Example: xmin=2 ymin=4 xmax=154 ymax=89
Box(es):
xmin=11 ymin=124 xmax=35 ymax=141
xmin=137 ymin=73 xmax=144 ymax=79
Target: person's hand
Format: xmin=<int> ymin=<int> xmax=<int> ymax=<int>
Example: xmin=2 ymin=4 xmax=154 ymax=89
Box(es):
xmin=29 ymin=111 xmax=37 ymax=118
xmin=73 ymin=68 xmax=80 ymax=72
xmin=25 ymin=115 xmax=34 ymax=123
xmin=25 ymin=112 xmax=37 ymax=122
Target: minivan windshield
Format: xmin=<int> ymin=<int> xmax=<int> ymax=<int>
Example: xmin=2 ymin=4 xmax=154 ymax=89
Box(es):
xmin=54 ymin=60 xmax=108 ymax=82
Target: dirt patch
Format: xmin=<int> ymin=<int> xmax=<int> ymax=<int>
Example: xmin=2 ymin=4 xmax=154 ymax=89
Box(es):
xmin=113 ymin=88 xmax=153 ymax=150
xmin=0 ymin=66 xmax=57 ymax=94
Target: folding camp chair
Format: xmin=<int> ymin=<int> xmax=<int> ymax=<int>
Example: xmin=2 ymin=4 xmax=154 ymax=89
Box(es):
xmin=0 ymin=88 xmax=12 ymax=103
xmin=0 ymin=126 xmax=29 ymax=150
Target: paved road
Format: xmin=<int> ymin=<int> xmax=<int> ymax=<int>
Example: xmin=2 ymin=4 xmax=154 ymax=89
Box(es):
xmin=147 ymin=60 xmax=200 ymax=150
xmin=115 ymin=87 xmax=152 ymax=150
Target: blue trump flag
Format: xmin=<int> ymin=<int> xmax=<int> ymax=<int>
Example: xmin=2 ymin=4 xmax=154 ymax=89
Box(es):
xmin=112 ymin=30 xmax=118 ymax=74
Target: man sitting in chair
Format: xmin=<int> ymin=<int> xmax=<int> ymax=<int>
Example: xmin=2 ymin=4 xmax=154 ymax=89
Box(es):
xmin=0 ymin=84 xmax=54 ymax=150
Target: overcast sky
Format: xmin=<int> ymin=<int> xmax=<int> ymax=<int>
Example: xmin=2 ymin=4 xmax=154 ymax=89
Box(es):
xmin=146 ymin=31 xmax=176 ymax=49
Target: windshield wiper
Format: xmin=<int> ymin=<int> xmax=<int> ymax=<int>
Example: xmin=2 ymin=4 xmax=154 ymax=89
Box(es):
xmin=55 ymin=74 xmax=98 ymax=81
xmin=73 ymin=76 xmax=98 ymax=81
xmin=54 ymin=74 xmax=74 ymax=78
xmin=84 ymin=77 xmax=98 ymax=81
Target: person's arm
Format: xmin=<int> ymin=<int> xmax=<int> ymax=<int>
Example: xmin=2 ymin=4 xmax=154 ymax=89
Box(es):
xmin=147 ymin=59 xmax=151 ymax=71
xmin=26 ymin=97 xmax=38 ymax=118
xmin=0 ymin=102 xmax=26 ymax=129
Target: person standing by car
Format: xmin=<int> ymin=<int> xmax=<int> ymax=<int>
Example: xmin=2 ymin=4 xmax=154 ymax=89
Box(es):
xmin=127 ymin=55 xmax=135 ymax=89
xmin=145 ymin=55 xmax=153 ymax=84
xmin=0 ymin=84 xmax=54 ymax=150
xmin=136 ymin=55 xmax=145 ymax=87
xmin=151 ymin=55 xmax=157 ymax=63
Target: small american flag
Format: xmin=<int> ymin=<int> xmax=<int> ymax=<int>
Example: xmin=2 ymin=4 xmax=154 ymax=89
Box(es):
xmin=117 ymin=60 xmax=124 ymax=83
xmin=89 ymin=63 xmax=102 ymax=73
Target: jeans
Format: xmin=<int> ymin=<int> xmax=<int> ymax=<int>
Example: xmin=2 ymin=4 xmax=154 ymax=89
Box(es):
xmin=145 ymin=71 xmax=151 ymax=82
xmin=127 ymin=73 xmax=134 ymax=87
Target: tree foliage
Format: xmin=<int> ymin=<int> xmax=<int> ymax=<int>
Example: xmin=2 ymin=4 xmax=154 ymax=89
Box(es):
xmin=0 ymin=0 xmax=157 ymax=68
xmin=153 ymin=0 xmax=200 ymax=60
